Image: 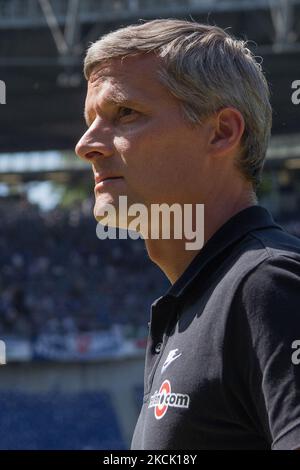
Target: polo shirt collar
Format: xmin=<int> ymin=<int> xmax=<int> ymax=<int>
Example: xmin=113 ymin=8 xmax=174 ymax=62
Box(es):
xmin=163 ymin=205 xmax=282 ymax=299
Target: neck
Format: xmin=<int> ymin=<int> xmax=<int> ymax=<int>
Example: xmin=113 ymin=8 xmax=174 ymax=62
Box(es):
xmin=144 ymin=194 xmax=256 ymax=284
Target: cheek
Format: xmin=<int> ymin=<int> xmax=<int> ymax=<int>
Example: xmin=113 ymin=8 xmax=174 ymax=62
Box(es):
xmin=114 ymin=127 xmax=160 ymax=173
xmin=114 ymin=132 xmax=170 ymax=189
xmin=113 ymin=119 xmax=201 ymax=201
xmin=113 ymin=136 xmax=131 ymax=161
xmin=114 ymin=116 xmax=187 ymax=167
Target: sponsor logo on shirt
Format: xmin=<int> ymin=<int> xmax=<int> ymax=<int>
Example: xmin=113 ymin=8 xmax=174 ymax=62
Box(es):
xmin=161 ymin=349 xmax=182 ymax=374
xmin=148 ymin=379 xmax=190 ymax=420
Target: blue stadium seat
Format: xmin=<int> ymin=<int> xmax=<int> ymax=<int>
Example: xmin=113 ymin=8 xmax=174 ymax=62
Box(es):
xmin=0 ymin=391 xmax=125 ymax=449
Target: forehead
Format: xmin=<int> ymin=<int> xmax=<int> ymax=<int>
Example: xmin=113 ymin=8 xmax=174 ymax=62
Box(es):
xmin=86 ymin=54 xmax=173 ymax=105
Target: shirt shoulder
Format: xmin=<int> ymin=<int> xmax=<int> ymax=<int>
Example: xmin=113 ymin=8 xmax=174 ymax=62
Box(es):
xmin=230 ymin=225 xmax=300 ymax=342
xmin=238 ymin=226 xmax=300 ymax=310
xmin=225 ymin=229 xmax=300 ymax=450
xmin=222 ymin=225 xmax=300 ymax=299
xmin=249 ymin=223 xmax=300 ymax=261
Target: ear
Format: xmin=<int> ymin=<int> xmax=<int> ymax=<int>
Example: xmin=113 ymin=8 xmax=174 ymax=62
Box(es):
xmin=208 ymin=107 xmax=245 ymax=157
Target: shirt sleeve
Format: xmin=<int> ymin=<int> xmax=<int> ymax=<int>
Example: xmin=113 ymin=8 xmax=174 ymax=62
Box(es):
xmin=226 ymin=253 xmax=300 ymax=450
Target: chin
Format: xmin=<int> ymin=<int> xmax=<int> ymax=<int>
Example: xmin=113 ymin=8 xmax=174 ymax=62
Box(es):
xmin=93 ymin=199 xmax=128 ymax=230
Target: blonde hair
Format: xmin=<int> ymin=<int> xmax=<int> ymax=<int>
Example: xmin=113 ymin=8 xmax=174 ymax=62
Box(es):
xmin=84 ymin=19 xmax=272 ymax=190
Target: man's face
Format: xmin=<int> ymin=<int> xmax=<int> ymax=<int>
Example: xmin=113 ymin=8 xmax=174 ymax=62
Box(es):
xmin=75 ymin=54 xmax=212 ymax=228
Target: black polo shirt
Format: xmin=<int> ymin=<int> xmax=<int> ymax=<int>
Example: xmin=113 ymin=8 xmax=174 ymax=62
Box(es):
xmin=131 ymin=205 xmax=300 ymax=450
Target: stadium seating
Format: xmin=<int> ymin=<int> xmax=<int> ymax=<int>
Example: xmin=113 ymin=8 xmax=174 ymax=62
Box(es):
xmin=0 ymin=197 xmax=169 ymax=339
xmin=0 ymin=391 xmax=125 ymax=449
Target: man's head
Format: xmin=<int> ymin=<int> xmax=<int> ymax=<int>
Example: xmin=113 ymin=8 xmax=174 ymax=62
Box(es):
xmin=76 ymin=19 xmax=272 ymax=230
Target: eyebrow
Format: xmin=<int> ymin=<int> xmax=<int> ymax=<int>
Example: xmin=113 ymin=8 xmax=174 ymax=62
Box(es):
xmin=84 ymin=96 xmax=143 ymax=127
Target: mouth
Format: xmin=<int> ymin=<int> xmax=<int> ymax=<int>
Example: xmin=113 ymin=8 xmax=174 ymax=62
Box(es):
xmin=94 ymin=176 xmax=123 ymax=191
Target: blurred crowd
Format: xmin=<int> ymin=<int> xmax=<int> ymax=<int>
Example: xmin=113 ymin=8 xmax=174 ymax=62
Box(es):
xmin=0 ymin=196 xmax=168 ymax=339
xmin=0 ymin=196 xmax=299 ymax=340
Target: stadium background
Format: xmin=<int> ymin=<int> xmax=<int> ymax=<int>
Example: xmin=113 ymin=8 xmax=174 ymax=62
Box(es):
xmin=0 ymin=0 xmax=300 ymax=449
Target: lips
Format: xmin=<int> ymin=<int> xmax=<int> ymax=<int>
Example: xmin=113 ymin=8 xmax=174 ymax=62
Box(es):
xmin=94 ymin=175 xmax=122 ymax=185
xmin=94 ymin=175 xmax=123 ymax=195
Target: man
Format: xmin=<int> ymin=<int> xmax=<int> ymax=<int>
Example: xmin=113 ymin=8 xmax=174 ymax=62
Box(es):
xmin=75 ymin=19 xmax=300 ymax=449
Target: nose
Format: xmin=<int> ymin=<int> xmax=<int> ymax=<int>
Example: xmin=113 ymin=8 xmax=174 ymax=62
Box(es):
xmin=75 ymin=120 xmax=113 ymax=163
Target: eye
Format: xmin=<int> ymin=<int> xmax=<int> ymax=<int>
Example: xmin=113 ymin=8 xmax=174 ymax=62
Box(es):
xmin=117 ymin=107 xmax=137 ymax=120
